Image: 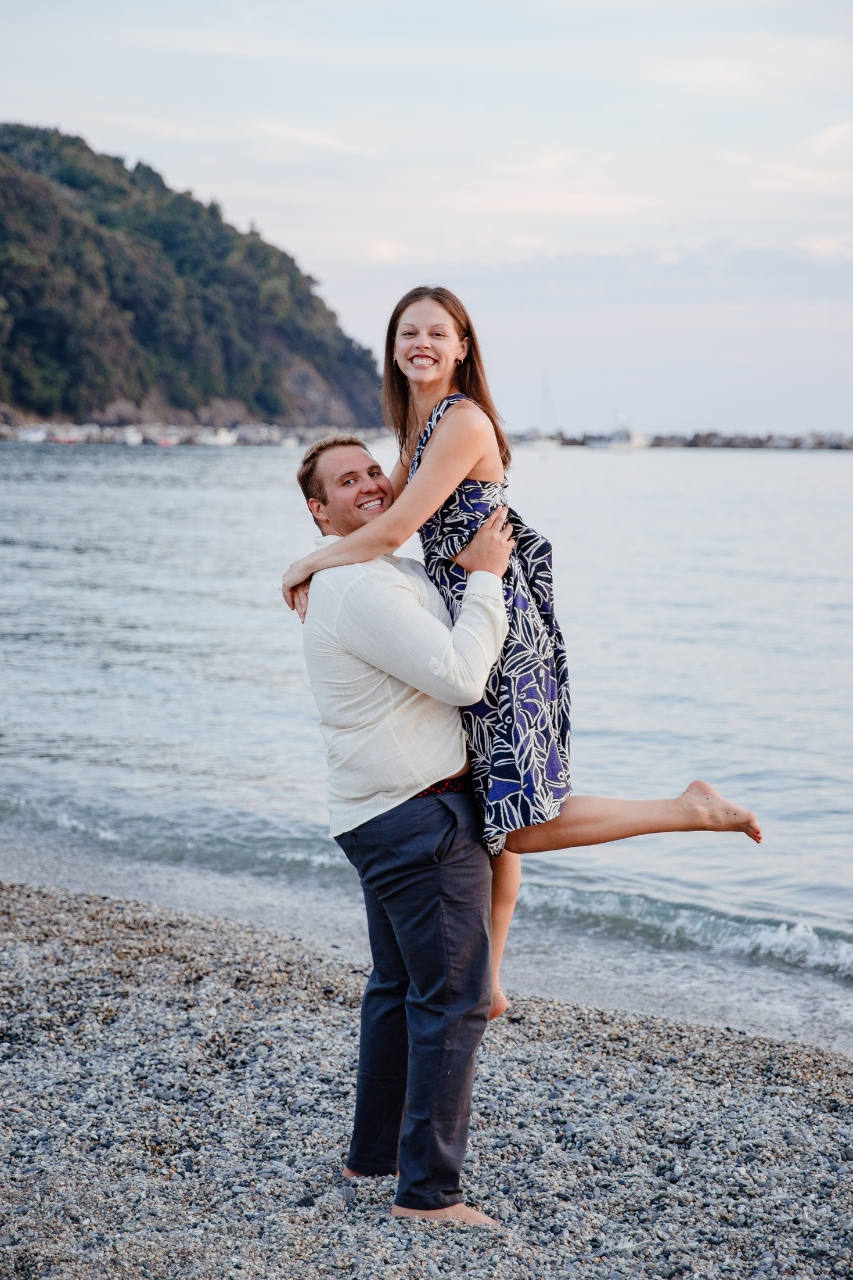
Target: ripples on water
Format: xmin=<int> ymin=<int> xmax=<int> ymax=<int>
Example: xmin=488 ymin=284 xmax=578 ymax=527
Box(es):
xmin=1 ymin=442 xmax=852 ymax=1009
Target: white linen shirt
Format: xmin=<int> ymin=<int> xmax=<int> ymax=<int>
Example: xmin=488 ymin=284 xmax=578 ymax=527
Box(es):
xmin=302 ymin=536 xmax=508 ymax=837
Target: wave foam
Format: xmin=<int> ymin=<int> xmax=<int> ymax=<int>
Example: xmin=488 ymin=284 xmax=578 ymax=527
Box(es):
xmin=517 ymin=881 xmax=853 ymax=979
xmin=5 ymin=790 xmax=852 ymax=982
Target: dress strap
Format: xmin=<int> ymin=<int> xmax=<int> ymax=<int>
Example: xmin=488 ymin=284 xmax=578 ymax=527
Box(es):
xmin=409 ymin=394 xmax=468 ymax=479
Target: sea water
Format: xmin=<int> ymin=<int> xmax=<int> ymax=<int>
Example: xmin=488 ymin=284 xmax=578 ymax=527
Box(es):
xmin=1 ymin=442 xmax=851 ymax=1049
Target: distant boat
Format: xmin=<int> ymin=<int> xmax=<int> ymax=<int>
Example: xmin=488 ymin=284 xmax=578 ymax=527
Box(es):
xmin=51 ymin=427 xmax=90 ymax=444
xmin=608 ymin=427 xmax=650 ymax=451
xmin=19 ymin=427 xmax=46 ymax=444
xmin=197 ymin=428 xmax=237 ymax=446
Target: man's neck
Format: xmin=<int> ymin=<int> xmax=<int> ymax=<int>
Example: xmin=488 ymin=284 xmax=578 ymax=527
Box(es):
xmin=320 ymin=523 xmax=369 ymax=539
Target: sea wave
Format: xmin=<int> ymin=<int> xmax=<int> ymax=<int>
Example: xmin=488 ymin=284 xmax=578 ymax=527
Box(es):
xmin=0 ymin=790 xmax=350 ymax=881
xmin=3 ymin=787 xmax=853 ymax=983
xmin=516 ymin=880 xmax=853 ymax=980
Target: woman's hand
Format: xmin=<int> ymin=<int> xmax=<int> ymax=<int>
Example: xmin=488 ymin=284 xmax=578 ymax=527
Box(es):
xmin=451 ymin=507 xmax=515 ymax=578
xmin=292 ymin=580 xmax=311 ymax=623
xmin=282 ymin=557 xmax=316 ymax=610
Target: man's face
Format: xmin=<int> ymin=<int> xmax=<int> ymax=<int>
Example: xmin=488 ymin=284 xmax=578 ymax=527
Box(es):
xmin=308 ymin=446 xmax=395 ymax=536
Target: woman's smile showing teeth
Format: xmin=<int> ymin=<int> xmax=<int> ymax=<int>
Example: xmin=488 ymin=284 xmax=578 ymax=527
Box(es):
xmin=392 ymin=299 xmax=469 ymax=387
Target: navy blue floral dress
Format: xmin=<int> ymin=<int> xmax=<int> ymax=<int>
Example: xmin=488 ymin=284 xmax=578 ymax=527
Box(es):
xmin=408 ymin=395 xmax=572 ymax=854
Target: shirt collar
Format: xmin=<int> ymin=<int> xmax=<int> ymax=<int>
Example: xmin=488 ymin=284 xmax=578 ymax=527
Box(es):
xmin=313 ymin=532 xmax=400 ymax=565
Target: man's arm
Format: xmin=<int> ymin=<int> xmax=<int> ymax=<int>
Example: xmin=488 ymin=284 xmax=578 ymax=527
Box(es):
xmin=337 ymin=568 xmax=509 ymax=706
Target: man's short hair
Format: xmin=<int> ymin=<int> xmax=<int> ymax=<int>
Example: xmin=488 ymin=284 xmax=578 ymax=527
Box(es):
xmin=296 ymin=435 xmax=370 ymax=505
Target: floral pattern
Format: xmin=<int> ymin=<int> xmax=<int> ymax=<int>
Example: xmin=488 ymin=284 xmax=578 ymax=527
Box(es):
xmin=409 ymin=395 xmax=572 ymax=853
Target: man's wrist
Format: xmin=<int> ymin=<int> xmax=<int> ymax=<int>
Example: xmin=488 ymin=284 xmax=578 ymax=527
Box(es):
xmin=464 ymin=569 xmax=505 ymax=596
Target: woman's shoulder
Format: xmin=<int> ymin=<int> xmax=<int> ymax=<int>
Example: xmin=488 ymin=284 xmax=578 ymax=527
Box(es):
xmin=443 ymin=395 xmax=491 ymax=423
xmin=432 ymin=397 xmax=494 ymax=445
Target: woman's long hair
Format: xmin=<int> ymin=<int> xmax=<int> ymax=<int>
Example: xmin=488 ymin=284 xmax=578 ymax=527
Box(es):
xmin=382 ymin=285 xmax=512 ymax=469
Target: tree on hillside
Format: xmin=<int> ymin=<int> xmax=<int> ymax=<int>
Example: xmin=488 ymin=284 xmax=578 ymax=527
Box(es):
xmin=0 ymin=124 xmax=381 ymax=429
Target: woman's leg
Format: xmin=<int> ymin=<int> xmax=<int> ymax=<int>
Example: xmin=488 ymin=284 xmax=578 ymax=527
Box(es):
xmin=504 ymin=780 xmax=761 ymax=854
xmin=488 ymin=851 xmax=522 ymax=1020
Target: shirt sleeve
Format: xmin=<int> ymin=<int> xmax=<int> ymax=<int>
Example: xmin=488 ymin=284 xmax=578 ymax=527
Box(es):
xmin=335 ymin=569 xmax=509 ymax=706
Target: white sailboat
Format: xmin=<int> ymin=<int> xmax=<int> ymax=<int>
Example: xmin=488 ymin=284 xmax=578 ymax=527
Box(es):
xmin=608 ymin=414 xmax=649 ymax=451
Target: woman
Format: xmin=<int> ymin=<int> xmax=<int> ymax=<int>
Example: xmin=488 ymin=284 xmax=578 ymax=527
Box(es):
xmin=283 ymin=286 xmax=761 ymax=1018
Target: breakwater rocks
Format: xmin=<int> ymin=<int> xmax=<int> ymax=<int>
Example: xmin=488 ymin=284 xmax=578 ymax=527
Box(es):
xmin=1 ymin=883 xmax=852 ymax=1280
xmin=516 ymin=430 xmax=853 ymax=451
xmin=0 ymin=417 xmax=387 ymax=448
xmin=3 ymin=411 xmax=851 ymax=452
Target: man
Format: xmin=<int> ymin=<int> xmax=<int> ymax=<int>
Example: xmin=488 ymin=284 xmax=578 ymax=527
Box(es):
xmin=293 ymin=433 xmax=513 ymax=1223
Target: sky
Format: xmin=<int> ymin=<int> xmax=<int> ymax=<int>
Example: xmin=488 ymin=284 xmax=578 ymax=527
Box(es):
xmin=2 ymin=0 xmax=852 ymax=435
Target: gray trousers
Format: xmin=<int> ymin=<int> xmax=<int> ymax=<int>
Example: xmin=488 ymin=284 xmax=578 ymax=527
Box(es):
xmin=335 ymin=791 xmax=492 ymax=1210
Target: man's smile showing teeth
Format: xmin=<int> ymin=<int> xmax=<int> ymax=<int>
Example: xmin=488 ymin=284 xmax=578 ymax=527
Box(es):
xmin=359 ymin=498 xmax=383 ymax=510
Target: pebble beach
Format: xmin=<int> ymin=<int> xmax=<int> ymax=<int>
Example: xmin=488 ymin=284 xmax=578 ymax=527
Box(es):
xmin=2 ymin=882 xmax=852 ymax=1280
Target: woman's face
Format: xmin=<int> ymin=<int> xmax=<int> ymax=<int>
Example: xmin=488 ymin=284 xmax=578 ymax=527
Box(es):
xmin=394 ymin=300 xmax=469 ymax=391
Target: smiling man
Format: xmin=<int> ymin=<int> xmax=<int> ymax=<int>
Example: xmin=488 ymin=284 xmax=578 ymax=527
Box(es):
xmin=293 ymin=434 xmax=513 ymax=1223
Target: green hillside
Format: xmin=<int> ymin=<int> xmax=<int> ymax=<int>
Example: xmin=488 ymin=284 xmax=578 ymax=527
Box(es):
xmin=0 ymin=124 xmax=381 ymax=430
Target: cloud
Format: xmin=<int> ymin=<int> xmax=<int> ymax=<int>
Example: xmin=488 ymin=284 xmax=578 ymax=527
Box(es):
xmin=77 ymin=112 xmax=237 ymax=143
xmin=123 ymin=25 xmax=853 ymax=111
xmin=4 ymin=1 xmax=851 ymax=272
xmin=122 ymin=28 xmax=526 ymax=70
xmin=811 ymin=119 xmax=853 ymax=160
xmin=642 ymin=35 xmax=853 ymax=104
xmin=58 ymin=109 xmax=384 ymax=160
xmin=248 ymin=118 xmax=381 ymax=160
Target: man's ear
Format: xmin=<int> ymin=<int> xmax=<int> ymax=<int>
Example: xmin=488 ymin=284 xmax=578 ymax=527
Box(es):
xmin=307 ymin=497 xmax=331 ymax=531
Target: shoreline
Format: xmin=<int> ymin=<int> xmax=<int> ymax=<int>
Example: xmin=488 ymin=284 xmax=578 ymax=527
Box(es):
xmin=2 ymin=838 xmax=851 ymax=1057
xmin=2 ymin=883 xmax=852 ymax=1279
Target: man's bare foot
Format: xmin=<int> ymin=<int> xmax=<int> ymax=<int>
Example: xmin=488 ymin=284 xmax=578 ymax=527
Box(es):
xmin=682 ymin=780 xmax=762 ymax=844
xmin=489 ymin=988 xmax=509 ymax=1021
xmin=391 ymin=1203 xmax=498 ymax=1225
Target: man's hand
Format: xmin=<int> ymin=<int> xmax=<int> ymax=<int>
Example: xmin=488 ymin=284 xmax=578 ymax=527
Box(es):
xmin=451 ymin=507 xmax=515 ymax=577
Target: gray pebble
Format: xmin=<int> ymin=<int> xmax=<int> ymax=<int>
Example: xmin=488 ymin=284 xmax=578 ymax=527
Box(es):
xmin=1 ymin=883 xmax=852 ymax=1279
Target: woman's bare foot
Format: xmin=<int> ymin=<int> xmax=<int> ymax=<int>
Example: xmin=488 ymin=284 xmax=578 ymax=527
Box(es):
xmin=489 ymin=988 xmax=509 ymax=1021
xmin=681 ymin=780 xmax=762 ymax=843
xmin=391 ymin=1203 xmax=498 ymax=1225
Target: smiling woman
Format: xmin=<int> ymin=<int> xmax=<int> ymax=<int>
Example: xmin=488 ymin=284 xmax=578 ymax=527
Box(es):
xmin=383 ymin=285 xmax=512 ymax=477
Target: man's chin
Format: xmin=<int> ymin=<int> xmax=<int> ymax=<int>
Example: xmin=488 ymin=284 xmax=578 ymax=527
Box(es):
xmin=328 ymin=510 xmax=386 ymax=537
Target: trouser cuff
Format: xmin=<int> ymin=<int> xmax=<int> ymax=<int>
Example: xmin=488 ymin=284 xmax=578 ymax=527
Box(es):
xmin=393 ymin=1191 xmax=464 ymax=1211
xmin=346 ymin=1158 xmax=398 ymax=1176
